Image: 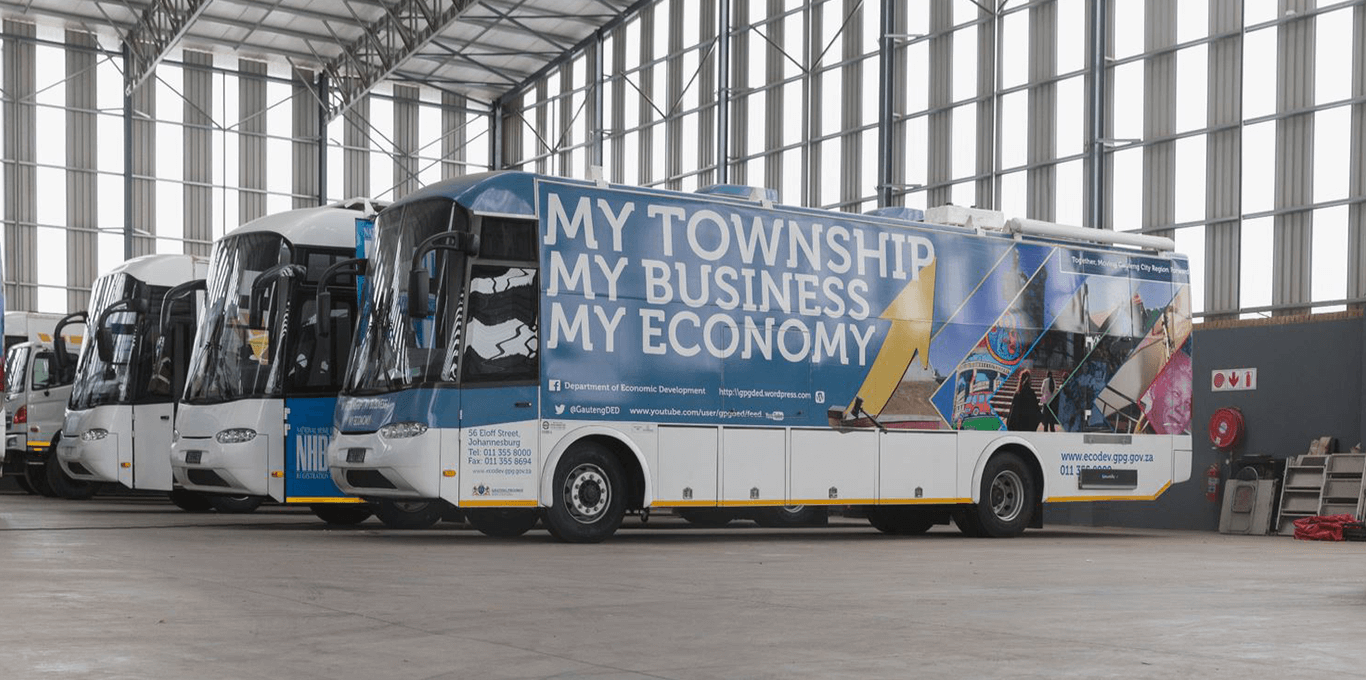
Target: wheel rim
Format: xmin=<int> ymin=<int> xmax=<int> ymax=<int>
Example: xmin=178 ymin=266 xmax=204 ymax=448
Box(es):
xmin=989 ymin=470 xmax=1024 ymax=522
xmin=563 ymin=463 xmax=610 ymax=524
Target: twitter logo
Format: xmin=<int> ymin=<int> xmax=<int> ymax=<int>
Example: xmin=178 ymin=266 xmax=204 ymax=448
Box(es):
xmin=554 ymin=404 xmax=566 ymax=415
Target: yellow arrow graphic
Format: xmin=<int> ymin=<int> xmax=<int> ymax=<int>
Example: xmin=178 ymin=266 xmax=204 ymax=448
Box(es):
xmin=845 ymin=259 xmax=937 ymax=417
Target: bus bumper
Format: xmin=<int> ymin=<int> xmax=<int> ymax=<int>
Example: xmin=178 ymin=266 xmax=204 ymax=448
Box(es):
xmin=57 ymin=408 xmax=130 ymax=484
xmin=328 ymin=429 xmax=442 ymax=500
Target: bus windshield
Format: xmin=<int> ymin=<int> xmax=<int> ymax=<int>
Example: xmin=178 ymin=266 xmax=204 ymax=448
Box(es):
xmin=70 ymin=273 xmax=143 ymax=409
xmin=347 ymin=198 xmax=465 ymax=394
xmin=183 ymin=233 xmax=293 ymax=404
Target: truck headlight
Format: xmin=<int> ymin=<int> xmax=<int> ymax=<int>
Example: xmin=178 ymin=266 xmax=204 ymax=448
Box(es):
xmin=80 ymin=428 xmax=109 ymax=442
xmin=215 ymin=428 xmax=258 ymax=444
xmin=379 ymin=421 xmax=428 ymax=439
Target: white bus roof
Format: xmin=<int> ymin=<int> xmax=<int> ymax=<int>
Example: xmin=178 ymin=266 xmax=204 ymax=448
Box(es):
xmin=223 ymin=198 xmax=383 ymax=250
xmin=104 ymin=253 xmax=209 ymax=288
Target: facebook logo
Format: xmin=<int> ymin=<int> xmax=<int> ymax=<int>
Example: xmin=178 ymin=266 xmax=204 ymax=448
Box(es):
xmin=548 ymin=379 xmax=561 ymax=392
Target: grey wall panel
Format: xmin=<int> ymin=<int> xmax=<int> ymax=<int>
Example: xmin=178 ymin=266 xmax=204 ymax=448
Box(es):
xmin=926 ymin=1 xmax=952 ymax=208
xmin=1205 ymin=0 xmax=1242 ymax=318
xmin=239 ymin=59 xmax=267 ymax=224
xmin=393 ymin=84 xmax=420 ymax=200
xmin=442 ymin=91 xmax=466 ymax=179
xmin=637 ymin=4 xmax=655 ymax=185
xmin=66 ymin=29 xmax=98 ymax=311
xmin=728 ymin=0 xmax=749 ymax=187
xmin=976 ymin=5 xmax=997 ymax=210
xmin=840 ymin=0 xmax=863 ymax=209
xmin=1350 ymin=4 xmax=1366 ymax=307
xmin=183 ymin=50 xmax=213 ymax=256
xmin=665 ymin=0 xmax=684 ymax=190
xmin=763 ymin=0 xmax=783 ymax=194
xmin=1027 ymin=0 xmax=1057 ymax=222
xmin=130 ymin=66 xmax=156 ymax=258
xmin=500 ymin=92 xmax=521 ymax=170
xmin=1272 ymin=0 xmax=1314 ymax=315
xmin=293 ymin=69 xmax=319 ymax=208
xmin=534 ymin=79 xmax=549 ymax=174
xmin=1141 ymin=0 xmax=1176 ymax=239
xmin=344 ymin=94 xmax=370 ymax=198
xmin=5 ymin=20 xmax=36 ymax=310
xmin=609 ymin=23 xmax=626 ymax=183
xmin=697 ymin=4 xmax=717 ymax=187
xmin=557 ymin=63 xmax=573 ymax=178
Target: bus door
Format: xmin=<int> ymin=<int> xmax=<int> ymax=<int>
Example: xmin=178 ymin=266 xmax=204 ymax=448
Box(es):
xmin=453 ymin=261 xmax=540 ymax=508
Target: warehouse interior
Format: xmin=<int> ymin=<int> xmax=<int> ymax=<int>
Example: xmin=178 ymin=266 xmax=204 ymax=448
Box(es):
xmin=2 ymin=2 xmax=1365 ymax=528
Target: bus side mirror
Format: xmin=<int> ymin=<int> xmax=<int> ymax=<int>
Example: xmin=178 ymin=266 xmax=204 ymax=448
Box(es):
xmin=407 ymin=269 xmax=430 ymax=318
xmin=316 ymin=291 xmax=332 ymax=338
xmin=96 ymin=327 xmax=115 ymax=364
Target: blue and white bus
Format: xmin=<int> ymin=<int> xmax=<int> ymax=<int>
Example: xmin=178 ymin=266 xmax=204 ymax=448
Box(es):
xmin=327 ymin=172 xmax=1194 ymax=542
xmin=169 ymin=200 xmax=413 ymax=523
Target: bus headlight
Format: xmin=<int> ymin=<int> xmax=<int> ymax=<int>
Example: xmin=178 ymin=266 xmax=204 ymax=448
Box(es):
xmin=81 ymin=428 xmax=109 ymax=442
xmin=215 ymin=428 xmax=258 ymax=444
xmin=379 ymin=421 xmax=428 ymax=439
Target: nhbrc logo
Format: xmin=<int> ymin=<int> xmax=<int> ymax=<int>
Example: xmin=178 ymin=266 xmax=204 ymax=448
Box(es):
xmin=472 ymin=484 xmax=491 ymax=496
xmin=548 ymin=379 xmax=562 ymax=392
xmin=294 ymin=431 xmax=330 ymax=473
xmin=554 ymin=404 xmax=566 ymax=415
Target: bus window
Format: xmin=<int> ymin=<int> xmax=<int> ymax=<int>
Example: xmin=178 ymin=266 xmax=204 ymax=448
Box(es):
xmin=458 ymin=265 xmax=538 ymax=383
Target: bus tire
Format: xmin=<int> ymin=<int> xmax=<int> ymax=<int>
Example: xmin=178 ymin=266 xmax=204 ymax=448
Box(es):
xmin=168 ymin=488 xmax=213 ymax=512
xmin=373 ymin=499 xmax=444 ymax=529
xmin=676 ymin=508 xmax=734 ymax=527
xmin=310 ymin=504 xmax=372 ymax=525
xmin=208 ymin=494 xmax=265 ymax=514
xmin=952 ymin=506 xmax=983 ymax=537
xmin=866 ymin=506 xmax=937 ymax=535
xmin=46 ymin=440 xmax=101 ymax=500
xmin=970 ymin=451 xmax=1037 ymax=538
xmin=753 ymin=505 xmax=828 ymax=527
xmin=543 ymin=441 xmax=626 ymax=543
xmin=466 ymin=508 xmax=540 ymax=538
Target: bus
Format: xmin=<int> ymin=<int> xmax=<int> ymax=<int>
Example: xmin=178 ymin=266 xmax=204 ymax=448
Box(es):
xmin=53 ymin=254 xmax=211 ymax=507
xmin=325 ymin=172 xmax=1194 ymax=542
xmin=3 ymin=313 xmax=85 ymax=495
xmin=169 ymin=200 xmax=433 ymax=525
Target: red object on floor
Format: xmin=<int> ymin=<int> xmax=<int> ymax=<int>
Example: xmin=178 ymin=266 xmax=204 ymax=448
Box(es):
xmin=1292 ymin=514 xmax=1358 ymax=541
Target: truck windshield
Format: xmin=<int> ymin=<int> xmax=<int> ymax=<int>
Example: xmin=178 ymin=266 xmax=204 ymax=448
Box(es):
xmin=69 ymin=273 xmax=143 ymax=409
xmin=347 ymin=198 xmax=465 ymax=394
xmin=4 ymin=345 xmax=28 ymax=398
xmin=183 ymin=233 xmax=293 ymax=404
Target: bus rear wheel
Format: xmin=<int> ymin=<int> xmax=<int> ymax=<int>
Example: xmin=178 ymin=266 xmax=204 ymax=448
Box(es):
xmin=25 ymin=461 xmax=56 ymax=497
xmin=466 ymin=508 xmax=540 ymax=538
xmin=310 ymin=504 xmax=372 ymax=525
xmin=373 ymin=499 xmax=444 ymax=529
xmin=866 ymin=506 xmax=939 ymax=535
xmin=543 ymin=442 xmax=626 ymax=543
xmin=968 ymin=452 xmax=1037 ymax=538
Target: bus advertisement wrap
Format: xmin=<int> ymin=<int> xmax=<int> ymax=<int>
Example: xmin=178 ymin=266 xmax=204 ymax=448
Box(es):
xmin=537 ymin=179 xmax=1192 ymax=436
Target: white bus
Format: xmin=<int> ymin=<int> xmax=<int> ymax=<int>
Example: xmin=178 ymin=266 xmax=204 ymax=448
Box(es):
xmin=326 ymin=172 xmax=1194 ymax=542
xmin=54 ymin=254 xmax=211 ymax=508
xmin=169 ymin=200 xmax=431 ymax=524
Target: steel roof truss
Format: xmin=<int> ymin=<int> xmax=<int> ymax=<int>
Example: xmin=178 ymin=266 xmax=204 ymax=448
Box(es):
xmin=123 ymin=0 xmax=213 ymax=95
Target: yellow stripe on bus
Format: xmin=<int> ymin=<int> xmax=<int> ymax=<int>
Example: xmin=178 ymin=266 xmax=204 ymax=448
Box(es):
xmin=1047 ymin=481 xmax=1172 ymax=503
xmin=877 ymin=498 xmax=972 ymax=505
xmin=285 ymin=497 xmax=365 ymax=504
xmin=651 ymin=500 xmax=720 ymax=508
xmin=459 ymin=499 xmax=538 ymax=508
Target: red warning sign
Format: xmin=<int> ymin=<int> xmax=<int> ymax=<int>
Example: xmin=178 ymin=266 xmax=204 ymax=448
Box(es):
xmin=1211 ymin=368 xmax=1257 ymax=392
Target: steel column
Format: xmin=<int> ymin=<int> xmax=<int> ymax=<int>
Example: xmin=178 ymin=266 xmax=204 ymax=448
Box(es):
xmin=877 ymin=0 xmax=894 ymax=207
xmin=1086 ymin=0 xmax=1107 ymax=229
xmin=716 ymin=0 xmax=730 ymax=185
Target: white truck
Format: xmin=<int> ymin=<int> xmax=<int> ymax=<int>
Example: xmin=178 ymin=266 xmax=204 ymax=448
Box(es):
xmin=3 ymin=312 xmax=88 ymax=496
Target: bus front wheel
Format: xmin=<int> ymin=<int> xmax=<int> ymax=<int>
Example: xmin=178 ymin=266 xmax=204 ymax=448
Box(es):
xmin=466 ymin=508 xmax=539 ymax=538
xmin=543 ymin=442 xmax=626 ymax=543
xmin=373 ymin=499 xmax=444 ymax=529
xmin=208 ymin=494 xmax=265 ymax=513
xmin=168 ymin=488 xmax=213 ymax=512
xmin=310 ymin=504 xmax=372 ymax=526
xmin=968 ymin=452 xmax=1037 ymax=538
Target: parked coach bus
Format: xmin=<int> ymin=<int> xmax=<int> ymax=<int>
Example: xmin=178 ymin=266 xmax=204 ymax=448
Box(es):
xmin=54 ymin=254 xmax=210 ymax=508
xmin=326 ymin=172 xmax=1194 ymax=542
xmin=170 ymin=200 xmax=405 ymax=524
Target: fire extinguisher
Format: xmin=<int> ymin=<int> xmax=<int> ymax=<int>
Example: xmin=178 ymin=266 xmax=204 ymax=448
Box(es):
xmin=1206 ymin=464 xmax=1221 ymax=502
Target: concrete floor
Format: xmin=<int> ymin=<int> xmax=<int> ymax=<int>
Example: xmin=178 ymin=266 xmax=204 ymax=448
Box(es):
xmin=3 ymin=486 xmax=1366 ymax=680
